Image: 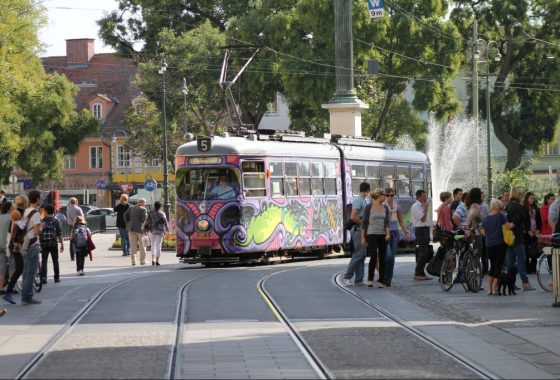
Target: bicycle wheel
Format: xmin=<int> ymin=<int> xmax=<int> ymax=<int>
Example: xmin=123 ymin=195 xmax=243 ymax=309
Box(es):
xmin=440 ymin=250 xmax=456 ymax=291
xmin=537 ymin=252 xmax=553 ymax=292
xmin=33 ymin=272 xmax=43 ymax=293
xmin=464 ymin=252 xmax=483 ymax=293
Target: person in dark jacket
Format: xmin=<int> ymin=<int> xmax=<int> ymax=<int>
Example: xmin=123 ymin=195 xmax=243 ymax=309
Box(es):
xmin=114 ymin=194 xmax=130 ymax=256
xmin=522 ymin=192 xmax=542 ymax=274
xmin=505 ymin=187 xmax=535 ymax=291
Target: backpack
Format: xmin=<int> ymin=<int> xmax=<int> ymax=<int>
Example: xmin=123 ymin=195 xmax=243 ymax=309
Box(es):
xmin=344 ymin=203 xmax=357 ymax=231
xmin=74 ymin=226 xmax=88 ymax=249
xmin=12 ymin=209 xmax=38 ymax=245
xmin=40 ymin=217 xmax=59 ymax=244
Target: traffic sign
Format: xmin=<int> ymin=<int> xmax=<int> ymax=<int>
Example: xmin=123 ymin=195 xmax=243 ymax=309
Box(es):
xmin=119 ymin=183 xmax=133 ymax=193
xmin=9 ymin=175 xmax=17 ymax=184
xmin=367 ymin=0 xmax=384 ymax=19
xmin=144 ymin=179 xmax=157 ymax=192
xmin=95 ymin=178 xmax=107 ymax=190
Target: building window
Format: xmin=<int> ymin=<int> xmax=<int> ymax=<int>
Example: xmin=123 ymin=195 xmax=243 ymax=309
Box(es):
xmin=117 ymin=145 xmax=130 ymax=168
xmin=266 ymin=95 xmax=278 ymax=114
xmin=146 ymin=158 xmax=160 ymax=167
xmin=90 ymin=146 xmax=103 ymax=169
xmin=92 ymin=103 xmax=102 ymax=119
xmin=547 ymin=144 xmax=558 ymax=155
xmin=64 ymin=155 xmax=76 ymax=170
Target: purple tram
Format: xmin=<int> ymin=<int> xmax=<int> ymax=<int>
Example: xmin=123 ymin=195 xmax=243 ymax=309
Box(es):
xmin=174 ymin=132 xmax=431 ymax=265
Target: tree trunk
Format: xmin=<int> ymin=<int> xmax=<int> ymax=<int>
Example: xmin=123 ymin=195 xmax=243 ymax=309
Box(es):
xmin=371 ymin=87 xmax=394 ymax=140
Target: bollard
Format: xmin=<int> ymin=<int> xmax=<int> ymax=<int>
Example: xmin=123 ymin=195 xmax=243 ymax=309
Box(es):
xmin=553 ymin=248 xmax=560 ymax=307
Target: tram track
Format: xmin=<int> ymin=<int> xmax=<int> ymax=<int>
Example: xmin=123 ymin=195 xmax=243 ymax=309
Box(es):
xmin=331 ymin=271 xmax=497 ymax=380
xmin=257 ymin=268 xmax=335 ymax=380
xmin=14 ymin=267 xmax=219 ymax=380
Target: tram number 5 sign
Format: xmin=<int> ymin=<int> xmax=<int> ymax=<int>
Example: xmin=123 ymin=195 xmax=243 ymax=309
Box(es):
xmin=368 ymin=0 xmax=384 ymax=19
xmin=197 ymin=137 xmax=212 ymax=152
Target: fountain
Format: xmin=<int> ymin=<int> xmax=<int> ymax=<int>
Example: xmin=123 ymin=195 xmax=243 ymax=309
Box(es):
xmin=427 ymin=115 xmax=486 ymax=211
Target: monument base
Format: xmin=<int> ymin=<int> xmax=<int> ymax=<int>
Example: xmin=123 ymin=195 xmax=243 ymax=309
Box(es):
xmin=322 ymin=101 xmax=369 ymax=137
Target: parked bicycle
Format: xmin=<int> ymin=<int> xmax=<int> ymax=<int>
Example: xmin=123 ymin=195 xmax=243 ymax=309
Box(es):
xmin=537 ymin=248 xmax=553 ymax=292
xmin=439 ymin=228 xmax=483 ymax=293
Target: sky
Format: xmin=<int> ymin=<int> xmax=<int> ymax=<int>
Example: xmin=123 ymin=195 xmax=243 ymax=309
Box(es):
xmin=38 ymin=0 xmax=120 ymax=57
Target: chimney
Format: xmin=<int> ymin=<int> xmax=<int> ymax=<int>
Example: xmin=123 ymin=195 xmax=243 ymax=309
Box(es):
xmin=66 ymin=39 xmax=95 ymax=66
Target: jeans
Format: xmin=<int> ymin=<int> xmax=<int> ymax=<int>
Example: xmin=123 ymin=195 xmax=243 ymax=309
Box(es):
xmin=119 ymin=227 xmax=130 ymax=255
xmin=506 ymin=243 xmax=529 ymax=284
xmin=6 ymin=251 xmax=23 ymax=294
xmin=41 ymin=244 xmax=60 ymax=280
xmin=22 ymin=243 xmax=40 ymax=302
xmin=367 ymin=234 xmax=387 ymax=283
xmin=344 ymin=228 xmax=366 ymax=283
xmin=384 ymin=229 xmax=399 ymax=285
xmin=414 ymin=227 xmax=431 ymax=276
xmin=76 ymin=248 xmax=87 ymax=272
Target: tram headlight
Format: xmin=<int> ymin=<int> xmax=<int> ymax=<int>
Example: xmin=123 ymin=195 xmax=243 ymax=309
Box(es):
xmin=198 ymin=219 xmax=210 ymax=231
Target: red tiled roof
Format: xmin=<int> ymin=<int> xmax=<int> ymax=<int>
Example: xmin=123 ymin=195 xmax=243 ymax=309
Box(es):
xmin=42 ymin=53 xmax=140 ymax=138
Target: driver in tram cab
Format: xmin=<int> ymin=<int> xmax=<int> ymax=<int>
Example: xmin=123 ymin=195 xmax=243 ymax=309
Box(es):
xmin=211 ymin=176 xmax=236 ymax=200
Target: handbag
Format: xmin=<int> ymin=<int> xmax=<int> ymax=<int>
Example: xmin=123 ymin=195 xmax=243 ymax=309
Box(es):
xmin=426 ymin=246 xmax=445 ymax=276
xmin=433 ymin=207 xmax=443 ymax=242
xmin=503 ymin=225 xmax=515 ymax=246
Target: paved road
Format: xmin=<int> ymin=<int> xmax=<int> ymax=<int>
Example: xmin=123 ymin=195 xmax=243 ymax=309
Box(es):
xmin=0 ymin=231 xmax=559 ymax=379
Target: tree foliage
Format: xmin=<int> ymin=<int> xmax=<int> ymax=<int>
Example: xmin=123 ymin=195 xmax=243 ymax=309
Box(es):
xmin=451 ymin=0 xmax=560 ymax=170
xmin=0 ymin=0 xmax=99 ymax=184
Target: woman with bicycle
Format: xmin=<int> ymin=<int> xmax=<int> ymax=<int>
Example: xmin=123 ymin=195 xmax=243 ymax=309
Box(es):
xmin=466 ymin=188 xmax=487 ymax=276
xmin=522 ymin=192 xmax=542 ymax=274
xmin=506 ymin=187 xmax=536 ymax=291
xmin=361 ymin=188 xmax=391 ymax=288
xmin=540 ymin=193 xmax=555 ymax=236
xmin=482 ymin=199 xmax=510 ymax=295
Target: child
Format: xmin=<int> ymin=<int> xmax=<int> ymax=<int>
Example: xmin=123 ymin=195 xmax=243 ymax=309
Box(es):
xmin=70 ymin=216 xmax=91 ymax=276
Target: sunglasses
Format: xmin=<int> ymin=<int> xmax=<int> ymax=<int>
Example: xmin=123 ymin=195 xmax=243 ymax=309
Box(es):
xmin=386 ymin=194 xmax=394 ymax=197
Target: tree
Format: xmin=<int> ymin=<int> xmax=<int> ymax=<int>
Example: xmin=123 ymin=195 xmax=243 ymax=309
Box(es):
xmin=0 ymin=0 xmax=99 ymax=184
xmin=451 ymin=0 xmax=560 ymax=170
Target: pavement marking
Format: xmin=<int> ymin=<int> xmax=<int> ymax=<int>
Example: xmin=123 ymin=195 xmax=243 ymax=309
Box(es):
xmin=290 ymin=317 xmax=386 ymax=322
xmin=205 ymin=319 xmax=260 ymax=323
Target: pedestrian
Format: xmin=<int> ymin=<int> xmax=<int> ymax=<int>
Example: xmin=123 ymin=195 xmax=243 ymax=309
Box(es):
xmin=547 ymin=189 xmax=560 ymax=233
xmin=361 ymin=188 xmax=390 ymax=288
xmin=452 ymin=192 xmax=469 ymax=229
xmin=39 ymin=204 xmax=63 ymax=283
xmin=66 ymin=197 xmax=84 ymax=261
xmin=342 ymin=182 xmax=370 ymax=286
xmin=147 ymin=201 xmax=169 ymax=265
xmin=481 ymin=199 xmax=509 ymax=295
xmin=0 ymin=189 xmax=7 ymax=205
xmin=501 ymin=190 xmax=510 ymax=208
xmin=2 ymin=195 xmax=28 ymax=304
xmin=505 ymin=187 xmax=535 ymax=291
xmin=540 ymin=193 xmax=555 ymax=235
xmin=114 ymin=194 xmax=130 ymax=257
xmin=450 ymin=188 xmax=463 ymax=227
xmin=20 ymin=189 xmax=43 ymax=305
xmin=466 ymin=188 xmax=486 ymax=275
xmin=522 ymin=192 xmax=541 ymax=274
xmin=383 ymin=187 xmax=409 ymax=287
xmin=411 ymin=189 xmax=432 ymax=280
xmin=0 ymin=202 xmax=14 ymax=293
xmin=437 ymin=192 xmax=453 ymax=231
xmin=70 ymin=216 xmax=91 ymax=276
xmin=124 ymin=198 xmax=148 ymax=266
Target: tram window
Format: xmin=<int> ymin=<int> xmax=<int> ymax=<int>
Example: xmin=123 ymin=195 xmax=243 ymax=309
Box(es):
xmin=396 ymin=166 xmax=411 ymax=197
xmin=382 ymin=165 xmax=395 ymax=189
xmin=269 ymin=161 xmax=284 ymax=177
xmin=324 ymin=162 xmax=337 ymax=195
xmin=298 ymin=162 xmax=310 ymax=177
xmin=285 ymin=162 xmax=297 ymax=177
xmin=270 ymin=161 xmax=284 ymax=196
xmin=366 ymin=165 xmax=382 ymax=189
xmin=311 ymin=162 xmax=324 ymax=196
xmin=285 ymin=178 xmax=298 ymax=196
xmin=311 ymin=162 xmax=323 ymax=177
xmin=298 ymin=162 xmax=311 ymax=196
xmin=242 ymin=161 xmax=266 ymax=197
xmin=176 ymin=167 xmax=239 ymax=201
xmin=426 ymin=168 xmax=432 ymax=198
xmin=411 ymin=167 xmax=424 ymax=181
xmin=351 ymin=163 xmax=365 ymax=195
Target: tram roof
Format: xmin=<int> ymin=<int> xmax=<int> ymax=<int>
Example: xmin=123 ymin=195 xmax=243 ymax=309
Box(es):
xmin=176 ymin=136 xmax=429 ymax=164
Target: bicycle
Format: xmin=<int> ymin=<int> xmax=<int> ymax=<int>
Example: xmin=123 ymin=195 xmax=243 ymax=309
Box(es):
xmin=537 ymin=248 xmax=553 ymax=292
xmin=439 ymin=229 xmax=483 ymax=293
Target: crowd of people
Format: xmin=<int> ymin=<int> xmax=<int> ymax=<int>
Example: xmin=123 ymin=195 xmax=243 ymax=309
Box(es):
xmin=0 ymin=190 xmax=168 ymax=318
xmin=342 ymin=183 xmax=553 ymax=294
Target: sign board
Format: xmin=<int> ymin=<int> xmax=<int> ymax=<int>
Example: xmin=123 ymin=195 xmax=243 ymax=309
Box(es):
xmin=95 ymin=178 xmax=107 ymax=190
xmin=144 ymin=179 xmax=157 ymax=192
xmin=119 ymin=183 xmax=133 ymax=193
xmin=9 ymin=175 xmax=17 ymax=184
xmin=368 ymin=0 xmax=384 ymax=19
xmin=197 ymin=136 xmax=212 ymax=152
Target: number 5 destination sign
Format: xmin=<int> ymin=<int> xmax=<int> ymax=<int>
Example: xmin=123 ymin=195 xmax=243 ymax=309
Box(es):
xmin=368 ymin=0 xmax=384 ymax=19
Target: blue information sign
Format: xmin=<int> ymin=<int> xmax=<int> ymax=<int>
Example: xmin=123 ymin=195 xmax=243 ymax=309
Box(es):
xmin=144 ymin=179 xmax=158 ymax=192
xmin=368 ymin=0 xmax=384 ymax=19
xmin=95 ymin=179 xmax=107 ymax=190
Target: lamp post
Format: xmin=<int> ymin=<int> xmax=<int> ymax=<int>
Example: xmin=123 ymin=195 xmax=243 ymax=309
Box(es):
xmin=112 ymin=129 xmax=129 ymax=185
xmin=474 ymin=38 xmax=501 ymax=199
xmin=472 ymin=19 xmax=480 ymax=187
xmin=182 ymin=77 xmax=188 ymax=136
xmin=158 ymin=61 xmax=170 ymax=219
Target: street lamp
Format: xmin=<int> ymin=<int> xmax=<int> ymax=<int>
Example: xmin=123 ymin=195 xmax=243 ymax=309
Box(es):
xmin=475 ymin=37 xmax=501 ymax=199
xmin=112 ymin=129 xmax=129 ymax=185
xmin=158 ymin=61 xmax=170 ymax=219
xmin=182 ymin=77 xmax=188 ymax=137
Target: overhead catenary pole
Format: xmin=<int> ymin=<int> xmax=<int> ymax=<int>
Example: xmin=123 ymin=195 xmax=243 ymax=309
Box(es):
xmin=472 ymin=19 xmax=480 ymax=186
xmin=486 ymin=63 xmax=493 ymax=198
xmin=159 ymin=61 xmax=170 ymax=220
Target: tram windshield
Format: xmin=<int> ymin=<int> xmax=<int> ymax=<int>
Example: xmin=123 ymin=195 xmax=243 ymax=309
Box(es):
xmin=176 ymin=168 xmax=240 ymax=201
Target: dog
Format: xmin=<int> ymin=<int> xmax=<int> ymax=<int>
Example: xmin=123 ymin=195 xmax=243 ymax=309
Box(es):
xmin=497 ymin=266 xmax=518 ymax=296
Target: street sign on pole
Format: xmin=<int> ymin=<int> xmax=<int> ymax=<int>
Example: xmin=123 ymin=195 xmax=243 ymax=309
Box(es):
xmin=119 ymin=183 xmax=130 ymax=193
xmin=367 ymin=0 xmax=384 ymax=19
xmin=95 ymin=179 xmax=107 ymax=190
xmin=144 ymin=179 xmax=157 ymax=192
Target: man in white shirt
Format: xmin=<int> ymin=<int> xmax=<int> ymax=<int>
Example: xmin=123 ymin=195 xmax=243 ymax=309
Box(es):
xmin=343 ymin=182 xmax=370 ymax=286
xmin=411 ymin=189 xmax=432 ymax=280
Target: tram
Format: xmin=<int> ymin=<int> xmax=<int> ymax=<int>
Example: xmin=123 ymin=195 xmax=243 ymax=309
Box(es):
xmin=174 ymin=131 xmax=431 ymax=265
